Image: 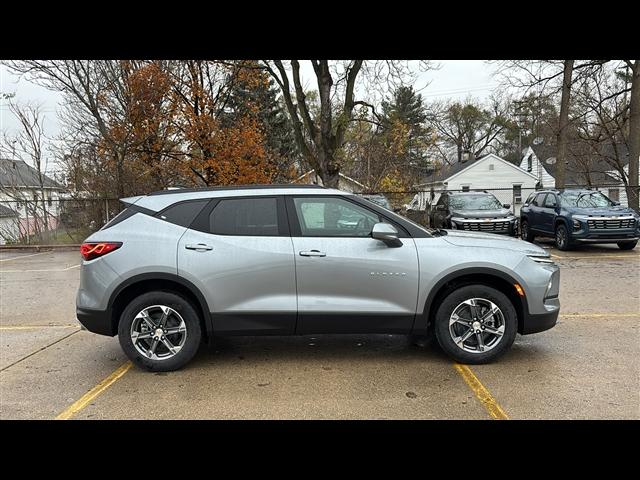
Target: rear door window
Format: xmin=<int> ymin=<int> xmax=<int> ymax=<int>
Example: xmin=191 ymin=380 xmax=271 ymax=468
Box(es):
xmin=209 ymin=197 xmax=280 ymax=236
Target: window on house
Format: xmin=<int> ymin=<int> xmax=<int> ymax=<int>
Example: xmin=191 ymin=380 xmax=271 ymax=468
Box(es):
xmin=48 ymin=196 xmax=53 ymax=207
xmin=527 ymin=155 xmax=532 ymax=172
xmin=461 ymin=185 xmax=470 ymax=192
xmin=489 ymin=164 xmax=494 ymax=171
xmin=608 ymin=189 xmax=619 ymax=202
xmin=513 ymin=184 xmax=522 ymax=204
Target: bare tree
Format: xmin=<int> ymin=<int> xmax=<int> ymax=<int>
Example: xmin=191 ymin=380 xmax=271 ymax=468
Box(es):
xmin=626 ymin=60 xmax=640 ymax=211
xmin=0 ymin=102 xmax=52 ymax=241
xmin=261 ymin=60 xmax=433 ymax=188
xmin=555 ymin=60 xmax=574 ymax=188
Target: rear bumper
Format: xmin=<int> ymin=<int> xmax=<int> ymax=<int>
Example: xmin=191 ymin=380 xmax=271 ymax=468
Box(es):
xmin=77 ymin=307 xmax=116 ymax=336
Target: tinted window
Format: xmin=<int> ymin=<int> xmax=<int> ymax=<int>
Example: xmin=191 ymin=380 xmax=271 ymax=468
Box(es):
xmin=158 ymin=200 xmax=209 ymax=227
xmin=209 ymin=198 xmax=279 ymax=236
xmin=525 ymin=193 xmax=536 ymax=205
xmin=293 ymin=197 xmax=381 ymax=237
xmin=543 ymin=194 xmax=557 ymax=208
xmin=533 ymin=193 xmax=546 ymax=207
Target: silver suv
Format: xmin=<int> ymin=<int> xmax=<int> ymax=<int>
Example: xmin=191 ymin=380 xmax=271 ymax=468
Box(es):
xmin=77 ymin=185 xmax=560 ymax=371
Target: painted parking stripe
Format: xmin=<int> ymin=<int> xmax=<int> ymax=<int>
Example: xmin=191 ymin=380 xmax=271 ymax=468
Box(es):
xmin=559 ymin=313 xmax=640 ymax=318
xmin=0 ymin=251 xmax=49 ymax=262
xmin=0 ymin=324 xmax=79 ymax=331
xmin=1 ymin=265 xmax=80 ymax=273
xmin=55 ymin=361 xmax=133 ymax=420
xmin=454 ymin=363 xmax=509 ymax=420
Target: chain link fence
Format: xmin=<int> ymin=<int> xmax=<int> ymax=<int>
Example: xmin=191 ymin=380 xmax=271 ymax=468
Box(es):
xmin=0 ymin=184 xmax=637 ymax=245
xmin=0 ymin=198 xmax=122 ymax=246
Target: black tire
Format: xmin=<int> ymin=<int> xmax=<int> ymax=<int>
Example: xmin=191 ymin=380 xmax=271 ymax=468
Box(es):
xmin=434 ymin=285 xmax=518 ymax=364
xmin=521 ymin=219 xmax=535 ymax=242
xmin=118 ymin=291 xmax=202 ymax=372
xmin=617 ymin=240 xmax=638 ymax=250
xmin=554 ymin=223 xmax=571 ymax=251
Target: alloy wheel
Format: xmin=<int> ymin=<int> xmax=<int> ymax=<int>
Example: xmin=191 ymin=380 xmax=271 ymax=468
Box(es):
xmin=448 ymin=298 xmax=506 ymax=354
xmin=130 ymin=305 xmax=187 ymax=360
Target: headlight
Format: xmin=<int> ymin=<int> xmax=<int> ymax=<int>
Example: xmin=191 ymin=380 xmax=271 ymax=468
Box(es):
xmin=572 ymin=219 xmax=581 ymax=230
xmin=527 ymin=253 xmax=555 ymax=264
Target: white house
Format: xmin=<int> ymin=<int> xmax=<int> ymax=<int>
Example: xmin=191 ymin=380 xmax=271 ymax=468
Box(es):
xmin=0 ymin=204 xmax=20 ymax=245
xmin=407 ymin=153 xmax=539 ymax=215
xmin=0 ymin=158 xmax=66 ymax=240
xmin=519 ymin=144 xmax=638 ymax=207
xmin=295 ymin=170 xmax=366 ymax=193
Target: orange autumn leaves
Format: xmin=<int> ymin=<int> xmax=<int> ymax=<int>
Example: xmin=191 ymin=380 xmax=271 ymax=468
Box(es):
xmin=100 ymin=60 xmax=288 ymax=192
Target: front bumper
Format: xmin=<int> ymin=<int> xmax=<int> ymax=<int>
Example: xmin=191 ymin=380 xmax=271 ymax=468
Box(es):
xmin=77 ymin=307 xmax=116 ymax=336
xmin=520 ymin=300 xmax=560 ymax=334
xmin=451 ymin=217 xmax=518 ymax=235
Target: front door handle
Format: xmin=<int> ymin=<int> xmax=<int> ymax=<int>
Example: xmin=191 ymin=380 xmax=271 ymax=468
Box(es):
xmin=185 ymin=243 xmax=213 ymax=251
xmin=299 ymin=250 xmax=326 ymax=257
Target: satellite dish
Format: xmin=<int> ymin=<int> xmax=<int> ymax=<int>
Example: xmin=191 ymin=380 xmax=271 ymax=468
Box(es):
xmin=533 ymin=137 xmax=544 ymax=145
xmin=545 ymin=157 xmax=557 ymax=165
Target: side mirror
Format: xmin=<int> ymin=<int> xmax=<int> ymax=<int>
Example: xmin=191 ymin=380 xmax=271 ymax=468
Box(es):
xmin=503 ymin=204 xmax=511 ymax=209
xmin=371 ymin=222 xmax=402 ymax=248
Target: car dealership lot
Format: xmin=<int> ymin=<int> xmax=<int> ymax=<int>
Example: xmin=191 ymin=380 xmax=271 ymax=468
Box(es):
xmin=1 ymin=246 xmax=638 ymax=419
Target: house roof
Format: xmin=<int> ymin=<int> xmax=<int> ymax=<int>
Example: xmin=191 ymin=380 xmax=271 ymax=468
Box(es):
xmin=0 ymin=203 xmax=19 ymax=218
xmin=529 ymin=143 xmax=628 ymax=185
xmin=0 ymin=158 xmax=64 ymax=189
xmin=416 ymin=153 xmax=536 ymax=185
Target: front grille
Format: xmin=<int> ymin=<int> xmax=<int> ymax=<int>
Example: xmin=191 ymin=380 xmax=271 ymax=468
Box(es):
xmin=461 ymin=221 xmax=511 ymax=232
xmin=587 ymin=218 xmax=636 ymax=230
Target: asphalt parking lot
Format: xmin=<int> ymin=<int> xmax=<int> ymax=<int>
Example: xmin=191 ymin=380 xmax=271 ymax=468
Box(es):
xmin=1 ymin=242 xmax=639 ymax=420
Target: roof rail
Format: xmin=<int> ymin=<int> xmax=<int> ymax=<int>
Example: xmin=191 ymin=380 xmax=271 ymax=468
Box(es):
xmin=147 ymin=184 xmax=326 ymax=196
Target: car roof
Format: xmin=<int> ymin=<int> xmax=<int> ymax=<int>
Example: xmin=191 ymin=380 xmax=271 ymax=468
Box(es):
xmin=125 ymin=184 xmax=348 ymax=212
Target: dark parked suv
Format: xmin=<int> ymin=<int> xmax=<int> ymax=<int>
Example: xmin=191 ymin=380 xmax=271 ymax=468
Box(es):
xmin=520 ymin=189 xmax=640 ymax=250
xmin=429 ymin=191 xmax=518 ymax=235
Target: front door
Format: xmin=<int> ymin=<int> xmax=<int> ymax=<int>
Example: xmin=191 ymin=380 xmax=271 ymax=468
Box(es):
xmin=177 ymin=195 xmax=297 ymax=335
xmin=286 ymin=195 xmax=420 ymax=334
xmin=540 ymin=193 xmax=558 ymax=233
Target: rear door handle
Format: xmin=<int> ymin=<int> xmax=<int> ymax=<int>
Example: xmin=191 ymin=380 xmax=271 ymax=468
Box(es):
xmin=299 ymin=250 xmax=326 ymax=257
xmin=185 ymin=243 xmax=213 ymax=251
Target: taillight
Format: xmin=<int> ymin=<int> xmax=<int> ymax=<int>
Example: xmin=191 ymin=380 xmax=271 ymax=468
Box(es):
xmin=80 ymin=242 xmax=122 ymax=261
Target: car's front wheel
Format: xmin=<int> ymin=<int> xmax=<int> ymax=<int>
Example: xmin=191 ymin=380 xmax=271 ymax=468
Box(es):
xmin=555 ymin=223 xmax=571 ymax=251
xmin=434 ymin=285 xmax=518 ymax=364
xmin=617 ymin=240 xmax=637 ymax=250
xmin=118 ymin=291 xmax=202 ymax=372
xmin=521 ymin=220 xmax=535 ymax=242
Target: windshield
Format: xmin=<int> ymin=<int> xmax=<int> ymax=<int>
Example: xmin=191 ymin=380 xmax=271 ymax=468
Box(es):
xmin=449 ymin=194 xmax=502 ymax=211
xmin=560 ymin=191 xmax=613 ymax=208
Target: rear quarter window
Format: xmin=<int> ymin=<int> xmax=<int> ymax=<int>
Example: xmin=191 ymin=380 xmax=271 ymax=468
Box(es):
xmin=156 ymin=200 xmax=209 ymax=227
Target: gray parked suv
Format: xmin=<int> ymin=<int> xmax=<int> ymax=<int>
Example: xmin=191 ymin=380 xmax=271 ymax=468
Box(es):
xmin=77 ymin=185 xmax=560 ymax=371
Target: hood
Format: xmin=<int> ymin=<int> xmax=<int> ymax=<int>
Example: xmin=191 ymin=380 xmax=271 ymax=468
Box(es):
xmin=450 ymin=208 xmax=513 ymax=219
xmin=442 ymin=230 xmax=548 ymax=256
xmin=564 ymin=206 xmax=637 ymax=217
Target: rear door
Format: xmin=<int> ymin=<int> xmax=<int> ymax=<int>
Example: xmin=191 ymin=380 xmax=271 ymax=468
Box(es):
xmin=177 ymin=195 xmax=297 ymax=335
xmin=286 ymin=195 xmax=420 ymax=334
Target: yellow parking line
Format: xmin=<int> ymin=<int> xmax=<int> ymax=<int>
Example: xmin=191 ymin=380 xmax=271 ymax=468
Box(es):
xmin=552 ymin=255 xmax=639 ymax=260
xmin=1 ymin=267 xmax=80 ymax=273
xmin=0 ymin=324 xmax=78 ymax=331
xmin=454 ymin=363 xmax=509 ymax=420
xmin=0 ymin=251 xmax=48 ymax=262
xmin=560 ymin=313 xmax=640 ymax=318
xmin=55 ymin=361 xmax=133 ymax=420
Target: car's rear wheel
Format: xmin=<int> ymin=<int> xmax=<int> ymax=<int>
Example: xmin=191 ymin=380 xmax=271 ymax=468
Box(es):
xmin=555 ymin=223 xmax=571 ymax=250
xmin=617 ymin=240 xmax=637 ymax=250
xmin=434 ymin=285 xmax=517 ymax=364
xmin=521 ymin=220 xmax=535 ymax=242
xmin=118 ymin=291 xmax=202 ymax=372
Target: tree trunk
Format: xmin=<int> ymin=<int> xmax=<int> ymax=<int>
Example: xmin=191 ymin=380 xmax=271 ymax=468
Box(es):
xmin=627 ymin=60 xmax=640 ymax=212
xmin=555 ymin=60 xmax=574 ymax=189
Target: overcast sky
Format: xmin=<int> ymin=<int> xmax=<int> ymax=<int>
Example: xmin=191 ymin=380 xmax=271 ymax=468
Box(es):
xmin=0 ymin=60 xmax=498 ymax=153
